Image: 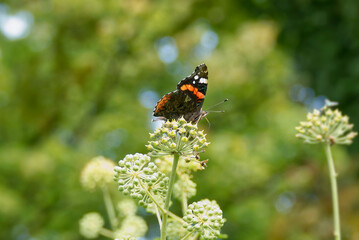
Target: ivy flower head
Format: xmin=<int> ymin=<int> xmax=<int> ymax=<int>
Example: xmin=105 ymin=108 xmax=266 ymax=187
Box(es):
xmin=296 ymin=106 xmax=357 ymax=145
xmin=154 ymin=155 xmax=204 ymax=175
xmin=79 ymin=212 xmax=104 ymax=239
xmin=117 ymin=199 xmax=137 ymax=217
xmin=167 ymin=221 xmax=188 ymax=240
xmin=173 ymin=174 xmax=197 ymax=201
xmin=114 ymin=153 xmax=168 ymax=208
xmin=146 ymin=118 xmax=209 ymax=157
xmin=81 ymin=156 xmax=116 ymax=191
xmin=114 ymin=215 xmax=148 ymax=239
xmin=183 ymin=199 xmax=225 ymax=240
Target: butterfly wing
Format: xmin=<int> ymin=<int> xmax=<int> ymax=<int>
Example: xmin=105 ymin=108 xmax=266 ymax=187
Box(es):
xmin=177 ymin=63 xmax=208 ymax=108
xmin=153 ymin=63 xmax=208 ymax=122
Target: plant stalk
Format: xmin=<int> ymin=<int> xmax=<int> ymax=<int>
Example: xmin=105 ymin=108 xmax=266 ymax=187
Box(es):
xmin=324 ymin=143 xmax=341 ymax=240
xmin=180 ymin=229 xmax=196 ymax=240
xmin=99 ymin=228 xmax=115 ymax=239
xmin=102 ymin=186 xmax=118 ymax=230
xmin=161 ymin=153 xmax=180 ymax=240
xmin=182 ymin=191 xmax=188 ymax=216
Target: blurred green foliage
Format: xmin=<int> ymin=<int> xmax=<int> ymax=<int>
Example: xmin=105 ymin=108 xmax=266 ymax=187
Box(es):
xmin=0 ymin=0 xmax=358 ymax=239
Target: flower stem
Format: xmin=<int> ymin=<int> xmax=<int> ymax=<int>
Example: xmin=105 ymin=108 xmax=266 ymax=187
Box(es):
xmin=324 ymin=143 xmax=341 ymax=240
xmin=102 ymin=186 xmax=118 ymax=230
xmin=182 ymin=191 xmax=188 ymax=216
xmin=161 ymin=153 xmax=180 ymax=240
xmin=137 ymin=178 xmax=184 ymax=224
xmin=155 ymin=205 xmax=162 ymax=227
xmin=99 ymin=228 xmax=115 ymax=239
xmin=180 ymin=229 xmax=196 ymax=240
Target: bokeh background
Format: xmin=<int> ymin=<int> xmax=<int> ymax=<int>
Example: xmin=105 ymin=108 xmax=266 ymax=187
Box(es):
xmin=1 ymin=0 xmax=359 ymax=239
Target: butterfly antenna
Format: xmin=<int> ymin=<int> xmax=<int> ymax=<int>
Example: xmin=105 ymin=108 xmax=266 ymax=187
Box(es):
xmin=205 ymin=98 xmax=229 ymax=110
xmin=207 ymin=110 xmax=225 ymax=113
xmin=204 ymin=116 xmax=211 ymax=130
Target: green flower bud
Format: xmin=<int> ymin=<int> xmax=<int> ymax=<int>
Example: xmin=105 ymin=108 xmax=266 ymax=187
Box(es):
xmin=169 ymin=130 xmax=176 ymax=137
xmin=182 ymin=137 xmax=189 ymax=142
xmin=173 ymin=174 xmax=197 ymax=201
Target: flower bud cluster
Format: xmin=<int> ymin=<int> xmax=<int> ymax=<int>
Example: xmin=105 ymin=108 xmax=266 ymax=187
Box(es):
xmin=146 ymin=118 xmax=209 ymax=157
xmin=296 ymin=107 xmax=357 ymax=145
xmin=174 ymin=174 xmax=197 ymax=201
xmin=114 ymin=215 xmax=147 ymax=239
xmin=79 ymin=212 xmax=104 ymax=239
xmin=117 ymin=199 xmax=137 ymax=217
xmin=81 ymin=156 xmax=116 ymax=191
xmin=154 ymin=155 xmax=204 ymax=176
xmin=167 ymin=221 xmax=188 ymax=240
xmin=183 ymin=199 xmax=225 ymax=240
xmin=114 ymin=153 xmax=169 ymax=208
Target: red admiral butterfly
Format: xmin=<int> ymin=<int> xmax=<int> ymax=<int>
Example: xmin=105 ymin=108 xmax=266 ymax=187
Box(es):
xmin=153 ymin=63 xmax=209 ymax=123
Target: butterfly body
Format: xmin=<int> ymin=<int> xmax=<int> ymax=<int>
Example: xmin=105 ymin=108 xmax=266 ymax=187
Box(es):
xmin=153 ymin=63 xmax=208 ymax=123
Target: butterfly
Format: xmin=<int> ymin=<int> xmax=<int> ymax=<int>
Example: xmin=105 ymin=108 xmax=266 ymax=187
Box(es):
xmin=153 ymin=63 xmax=209 ymax=123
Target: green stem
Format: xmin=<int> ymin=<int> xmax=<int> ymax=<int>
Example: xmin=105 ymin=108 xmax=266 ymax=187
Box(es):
xmin=155 ymin=204 xmax=162 ymax=227
xmin=99 ymin=228 xmax=115 ymax=239
xmin=180 ymin=229 xmax=196 ymax=240
xmin=324 ymin=143 xmax=341 ymax=240
xmin=138 ymin=178 xmax=165 ymax=213
xmin=102 ymin=186 xmax=118 ymax=230
xmin=161 ymin=153 xmax=180 ymax=240
xmin=168 ymin=211 xmax=185 ymax=224
xmin=182 ymin=191 xmax=188 ymax=216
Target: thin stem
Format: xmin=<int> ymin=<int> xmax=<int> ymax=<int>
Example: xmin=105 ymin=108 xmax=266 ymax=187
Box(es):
xmin=155 ymin=204 xmax=162 ymax=227
xmin=138 ymin=178 xmax=165 ymax=213
xmin=324 ymin=143 xmax=341 ymax=240
xmin=161 ymin=153 xmax=180 ymax=240
xmin=182 ymin=191 xmax=188 ymax=216
xmin=102 ymin=186 xmax=118 ymax=230
xmin=180 ymin=230 xmax=196 ymax=240
xmin=137 ymin=178 xmax=184 ymax=224
xmin=168 ymin=211 xmax=185 ymax=224
xmin=99 ymin=228 xmax=115 ymax=239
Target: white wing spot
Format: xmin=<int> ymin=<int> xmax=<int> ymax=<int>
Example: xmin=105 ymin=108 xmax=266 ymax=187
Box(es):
xmin=194 ymin=75 xmax=199 ymax=80
xmin=199 ymin=78 xmax=208 ymax=84
xmin=193 ymin=81 xmax=196 ymax=84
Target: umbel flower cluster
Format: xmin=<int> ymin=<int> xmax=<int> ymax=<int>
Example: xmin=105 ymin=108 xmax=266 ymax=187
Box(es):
xmin=114 ymin=153 xmax=169 ymax=208
xmin=81 ymin=156 xmax=116 ymax=191
xmin=296 ymin=106 xmax=357 ymax=145
xmin=79 ymin=212 xmax=104 ymax=239
xmin=146 ymin=118 xmax=209 ymax=157
xmin=183 ymin=199 xmax=226 ymax=240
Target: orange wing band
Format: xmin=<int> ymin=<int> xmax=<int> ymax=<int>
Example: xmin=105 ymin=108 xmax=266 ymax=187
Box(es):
xmin=196 ymin=92 xmax=204 ymax=99
xmin=155 ymin=94 xmax=170 ymax=111
xmin=180 ymin=84 xmax=204 ymax=99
